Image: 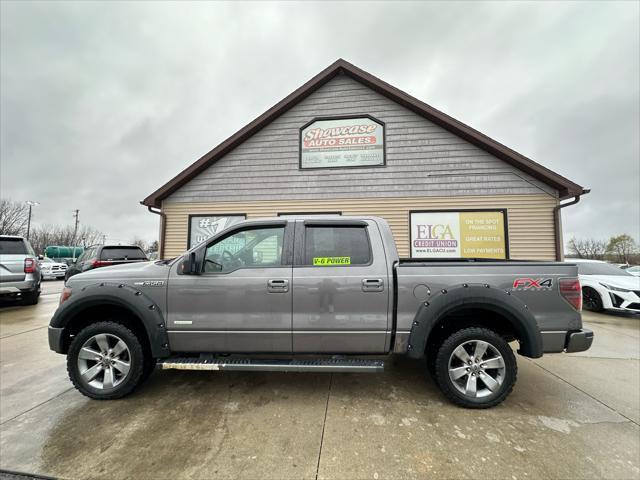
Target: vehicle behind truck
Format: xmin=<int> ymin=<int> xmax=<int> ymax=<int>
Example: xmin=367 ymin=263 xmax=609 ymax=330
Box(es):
xmin=0 ymin=235 xmax=41 ymax=305
xmin=48 ymin=216 xmax=592 ymax=408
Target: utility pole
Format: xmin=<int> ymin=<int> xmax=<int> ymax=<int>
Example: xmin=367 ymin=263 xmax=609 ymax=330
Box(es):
xmin=25 ymin=201 xmax=39 ymax=240
xmin=102 ymin=234 xmax=107 ymax=244
xmin=72 ymin=209 xmax=79 ymax=245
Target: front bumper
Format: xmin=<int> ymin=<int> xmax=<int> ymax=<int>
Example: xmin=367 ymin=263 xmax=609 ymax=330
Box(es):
xmin=42 ymin=271 xmax=66 ymax=279
xmin=48 ymin=326 xmax=65 ymax=353
xmin=602 ymin=288 xmax=640 ymax=312
xmin=541 ymin=328 xmax=594 ymax=353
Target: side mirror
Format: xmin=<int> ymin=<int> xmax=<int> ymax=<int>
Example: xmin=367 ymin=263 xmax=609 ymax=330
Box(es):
xmin=181 ymin=251 xmax=200 ymax=275
xmin=38 ymin=255 xmax=44 ymax=260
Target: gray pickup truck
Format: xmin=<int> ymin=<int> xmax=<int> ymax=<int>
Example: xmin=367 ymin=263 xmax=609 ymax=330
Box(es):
xmin=48 ymin=216 xmax=592 ymax=408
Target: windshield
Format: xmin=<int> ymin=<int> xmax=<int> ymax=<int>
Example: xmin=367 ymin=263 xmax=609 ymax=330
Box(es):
xmin=41 ymin=257 xmax=54 ymax=263
xmin=576 ymin=262 xmax=634 ymax=276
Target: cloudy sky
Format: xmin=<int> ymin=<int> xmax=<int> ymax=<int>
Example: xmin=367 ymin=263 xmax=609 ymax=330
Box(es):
xmin=1 ymin=1 xmax=638 ymax=247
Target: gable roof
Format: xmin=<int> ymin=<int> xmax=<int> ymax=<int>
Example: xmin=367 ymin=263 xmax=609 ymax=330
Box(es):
xmin=142 ymin=59 xmax=587 ymax=208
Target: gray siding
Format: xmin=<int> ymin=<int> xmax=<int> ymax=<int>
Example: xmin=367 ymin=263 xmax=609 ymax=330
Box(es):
xmin=167 ymin=74 xmax=557 ymax=202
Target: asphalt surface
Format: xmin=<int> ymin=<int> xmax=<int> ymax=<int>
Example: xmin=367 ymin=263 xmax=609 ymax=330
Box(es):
xmin=0 ymin=282 xmax=639 ymax=479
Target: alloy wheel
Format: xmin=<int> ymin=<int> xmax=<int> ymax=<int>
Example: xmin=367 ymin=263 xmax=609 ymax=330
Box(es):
xmin=448 ymin=339 xmax=506 ymax=398
xmin=76 ymin=333 xmax=131 ymax=389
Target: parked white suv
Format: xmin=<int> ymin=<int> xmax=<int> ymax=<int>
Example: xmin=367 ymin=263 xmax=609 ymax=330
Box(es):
xmin=572 ymin=259 xmax=640 ymax=313
xmin=0 ymin=235 xmax=41 ymax=304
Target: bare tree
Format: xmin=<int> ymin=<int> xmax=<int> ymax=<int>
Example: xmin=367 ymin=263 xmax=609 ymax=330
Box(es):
xmin=606 ymin=234 xmax=638 ymax=264
xmin=567 ymin=237 xmax=607 ymax=260
xmin=0 ymin=198 xmax=29 ymax=235
xmin=29 ymin=224 xmax=104 ymax=255
xmin=130 ymin=237 xmax=149 ymax=252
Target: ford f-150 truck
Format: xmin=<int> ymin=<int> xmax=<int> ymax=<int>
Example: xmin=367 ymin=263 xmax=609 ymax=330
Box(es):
xmin=48 ymin=216 xmax=592 ymax=408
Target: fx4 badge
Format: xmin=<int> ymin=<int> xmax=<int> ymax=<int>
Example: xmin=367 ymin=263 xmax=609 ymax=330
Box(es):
xmin=512 ymin=278 xmax=553 ymax=290
xmin=134 ymin=281 xmax=165 ymax=287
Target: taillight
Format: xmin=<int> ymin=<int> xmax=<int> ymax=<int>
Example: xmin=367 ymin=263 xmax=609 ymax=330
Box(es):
xmin=59 ymin=286 xmax=72 ymax=305
xmin=559 ymin=277 xmax=582 ymax=311
xmin=91 ymin=260 xmax=113 ymax=268
xmin=24 ymin=258 xmax=36 ymax=273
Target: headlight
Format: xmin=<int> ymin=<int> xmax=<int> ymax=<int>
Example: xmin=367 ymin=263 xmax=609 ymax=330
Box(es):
xmin=599 ymin=283 xmax=630 ymax=293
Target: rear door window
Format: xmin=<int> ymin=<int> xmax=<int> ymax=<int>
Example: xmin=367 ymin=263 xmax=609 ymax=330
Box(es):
xmin=303 ymin=226 xmax=371 ymax=266
xmin=100 ymin=247 xmax=147 ymax=261
xmin=0 ymin=238 xmax=27 ymax=255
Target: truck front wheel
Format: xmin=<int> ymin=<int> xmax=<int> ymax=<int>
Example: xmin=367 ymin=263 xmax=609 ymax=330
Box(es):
xmin=67 ymin=321 xmax=146 ymax=400
xmin=434 ymin=327 xmax=517 ymax=409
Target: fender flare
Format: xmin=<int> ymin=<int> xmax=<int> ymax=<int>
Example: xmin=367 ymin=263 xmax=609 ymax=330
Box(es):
xmin=50 ymin=282 xmax=171 ymax=358
xmin=406 ymin=284 xmax=543 ymax=359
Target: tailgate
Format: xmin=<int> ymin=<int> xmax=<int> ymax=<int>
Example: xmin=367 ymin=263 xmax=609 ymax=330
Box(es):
xmin=0 ymin=254 xmax=26 ymax=282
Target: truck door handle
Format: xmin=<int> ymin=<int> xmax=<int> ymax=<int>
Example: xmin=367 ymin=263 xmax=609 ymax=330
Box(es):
xmin=267 ymin=279 xmax=289 ymax=293
xmin=362 ymin=278 xmax=384 ymax=292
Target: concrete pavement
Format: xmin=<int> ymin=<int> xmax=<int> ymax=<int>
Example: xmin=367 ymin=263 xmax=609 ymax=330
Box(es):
xmin=0 ymin=296 xmax=638 ymax=479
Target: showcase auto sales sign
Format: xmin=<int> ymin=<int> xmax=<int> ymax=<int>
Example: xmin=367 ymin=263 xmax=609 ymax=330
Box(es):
xmin=300 ymin=117 xmax=384 ymax=168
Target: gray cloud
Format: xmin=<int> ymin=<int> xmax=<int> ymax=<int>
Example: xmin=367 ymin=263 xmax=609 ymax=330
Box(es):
xmin=1 ymin=1 xmax=638 ymax=246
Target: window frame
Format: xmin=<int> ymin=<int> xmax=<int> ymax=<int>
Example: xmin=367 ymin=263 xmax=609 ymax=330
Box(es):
xmin=200 ymin=222 xmax=292 ymax=275
xmin=277 ymin=211 xmax=342 ymax=217
xmin=293 ymin=220 xmax=374 ymax=268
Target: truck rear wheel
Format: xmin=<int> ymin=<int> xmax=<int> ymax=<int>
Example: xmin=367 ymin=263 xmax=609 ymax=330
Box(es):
xmin=67 ymin=321 xmax=146 ymax=400
xmin=434 ymin=327 xmax=517 ymax=409
xmin=21 ymin=289 xmax=40 ymax=305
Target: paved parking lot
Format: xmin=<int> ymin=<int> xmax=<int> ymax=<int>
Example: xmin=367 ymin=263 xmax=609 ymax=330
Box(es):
xmin=1 ymin=284 xmax=639 ymax=479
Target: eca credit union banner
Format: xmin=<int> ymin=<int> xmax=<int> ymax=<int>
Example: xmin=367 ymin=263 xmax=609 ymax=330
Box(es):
xmin=300 ymin=117 xmax=384 ymax=168
xmin=410 ymin=211 xmax=507 ymax=259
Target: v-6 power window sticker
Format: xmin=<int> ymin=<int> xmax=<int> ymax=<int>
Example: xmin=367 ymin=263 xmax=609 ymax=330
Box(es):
xmin=313 ymin=257 xmax=351 ymax=266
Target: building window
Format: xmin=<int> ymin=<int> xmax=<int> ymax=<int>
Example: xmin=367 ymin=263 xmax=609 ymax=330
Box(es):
xmin=409 ymin=210 xmax=509 ymax=259
xmin=188 ymin=214 xmax=246 ymax=248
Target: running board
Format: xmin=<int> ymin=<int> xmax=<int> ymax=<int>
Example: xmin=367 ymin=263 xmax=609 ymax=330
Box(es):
xmin=158 ymin=357 xmax=384 ymax=373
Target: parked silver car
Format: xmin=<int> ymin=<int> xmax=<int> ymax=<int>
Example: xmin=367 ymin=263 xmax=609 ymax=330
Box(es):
xmin=0 ymin=235 xmax=41 ymax=304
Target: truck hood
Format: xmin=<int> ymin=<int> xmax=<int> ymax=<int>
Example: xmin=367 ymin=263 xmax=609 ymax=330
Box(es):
xmin=67 ymin=261 xmax=171 ymax=285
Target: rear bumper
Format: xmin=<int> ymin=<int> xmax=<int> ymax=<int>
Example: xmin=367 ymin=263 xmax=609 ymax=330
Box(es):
xmin=541 ymin=328 xmax=594 ymax=353
xmin=48 ymin=326 xmax=65 ymax=353
xmin=565 ymin=329 xmax=594 ymax=353
xmin=0 ymin=278 xmax=40 ymax=296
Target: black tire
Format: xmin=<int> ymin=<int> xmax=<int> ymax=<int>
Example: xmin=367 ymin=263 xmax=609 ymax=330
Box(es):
xmin=426 ymin=348 xmax=437 ymax=380
xmin=142 ymin=356 xmax=157 ymax=381
xmin=21 ymin=290 xmax=39 ymax=305
xmin=434 ymin=327 xmax=517 ymax=409
xmin=582 ymin=287 xmax=604 ymax=312
xmin=67 ymin=321 xmax=146 ymax=400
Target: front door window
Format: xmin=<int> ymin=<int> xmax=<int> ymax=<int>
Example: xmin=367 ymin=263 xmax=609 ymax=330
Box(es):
xmin=203 ymin=227 xmax=285 ymax=273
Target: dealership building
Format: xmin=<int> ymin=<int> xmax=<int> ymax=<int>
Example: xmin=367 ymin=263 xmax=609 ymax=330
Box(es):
xmin=142 ymin=59 xmax=587 ymax=260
